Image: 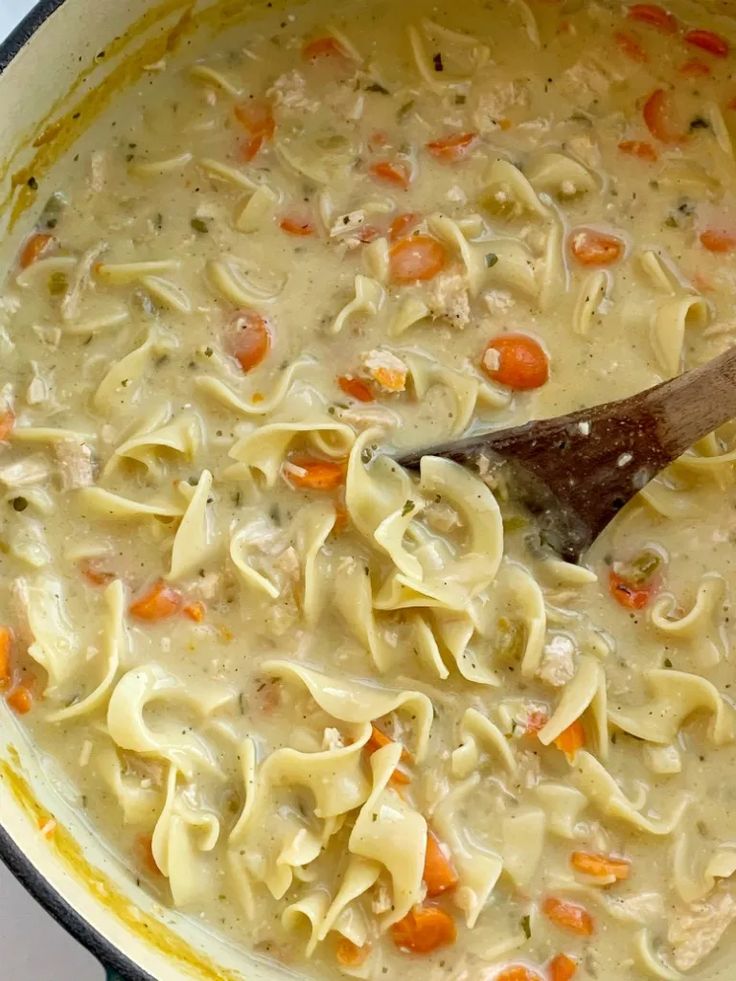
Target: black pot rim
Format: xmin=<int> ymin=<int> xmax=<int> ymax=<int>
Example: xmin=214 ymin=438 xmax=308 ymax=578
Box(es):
xmin=0 ymin=4 xmax=153 ymax=978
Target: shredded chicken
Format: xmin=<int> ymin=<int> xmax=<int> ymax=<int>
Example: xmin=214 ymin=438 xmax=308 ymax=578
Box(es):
xmin=55 ymin=439 xmax=96 ymax=491
xmin=484 ymin=289 xmax=515 ymax=313
xmin=472 ymin=80 xmax=530 ymax=133
xmin=26 ymin=362 xmax=51 ymax=407
xmin=322 ymin=727 xmax=344 ymax=751
xmin=371 ymin=882 xmax=393 ymax=915
xmin=361 ymin=349 xmax=408 ymax=392
xmin=608 ymin=892 xmax=665 ymax=924
xmin=338 ymin=403 xmax=399 ymax=431
xmin=62 ymin=242 xmax=108 ymax=322
xmin=669 ymin=884 xmax=736 ymax=971
xmin=267 ymin=70 xmax=318 ymax=111
xmin=558 ymin=58 xmax=618 ymax=103
xmin=537 ymin=634 xmax=576 ymax=687
xmin=424 ymin=501 xmax=462 ymax=533
xmin=426 ymin=272 xmax=471 ymax=329
xmin=89 ymin=150 xmax=108 ymax=194
xmin=330 ymin=210 xmax=367 ymax=238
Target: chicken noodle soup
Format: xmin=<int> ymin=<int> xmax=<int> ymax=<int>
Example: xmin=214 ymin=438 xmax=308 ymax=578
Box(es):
xmin=2 ymin=0 xmax=736 ymax=977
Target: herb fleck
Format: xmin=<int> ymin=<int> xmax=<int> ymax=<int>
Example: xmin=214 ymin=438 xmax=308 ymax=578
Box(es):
xmin=401 ymin=500 xmax=415 ymax=517
xmin=191 ymin=217 xmax=210 ymax=234
xmin=520 ymin=914 xmax=532 ymax=939
xmin=432 ymin=51 xmax=444 ymax=72
xmin=11 ymin=497 xmax=28 ymax=512
xmin=485 ymin=252 xmax=499 ymax=268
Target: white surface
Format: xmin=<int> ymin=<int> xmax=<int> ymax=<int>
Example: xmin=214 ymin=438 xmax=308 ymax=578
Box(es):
xmin=0 ymin=5 xmax=105 ymax=979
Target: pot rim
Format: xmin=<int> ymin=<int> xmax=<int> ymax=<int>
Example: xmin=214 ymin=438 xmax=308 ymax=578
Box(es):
xmin=0 ymin=11 xmax=152 ymax=979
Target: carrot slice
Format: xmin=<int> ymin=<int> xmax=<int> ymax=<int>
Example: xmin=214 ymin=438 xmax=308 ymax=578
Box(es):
xmin=285 ymin=454 xmax=346 ymax=491
xmin=496 ymin=968 xmax=544 ymax=981
xmin=618 ymin=140 xmax=658 ymax=161
xmin=627 ymin=4 xmax=677 ymax=33
xmin=135 ymin=834 xmax=161 ymax=876
xmin=366 ymin=723 xmax=412 ymax=763
xmin=183 ymin=601 xmax=206 ymax=623
xmin=0 ymin=627 xmax=12 ymax=691
xmin=609 ymin=569 xmax=657 ymax=609
xmin=543 ymin=897 xmax=594 ymax=936
xmin=7 ymin=685 xmax=33 ymax=715
xmin=571 ymin=851 xmax=631 ymax=881
xmin=569 ymin=228 xmax=624 ymax=266
xmin=0 ymin=409 xmax=14 ymax=443
xmin=335 ymin=937 xmax=370 ymax=967
xmin=643 ymin=89 xmax=685 ymax=144
xmin=303 ymin=36 xmax=349 ymax=61
xmin=481 ymin=334 xmax=549 ymax=391
xmin=554 ymin=719 xmax=586 ymax=757
xmin=80 ymin=558 xmax=116 ymax=587
xmin=614 ymin=31 xmax=648 ymax=63
xmin=279 ymin=215 xmax=315 ymax=236
xmin=389 ymin=212 xmax=421 ymax=241
xmin=389 ymin=235 xmax=446 ymax=283
xmin=426 ymin=132 xmax=478 ymax=162
xmin=369 ymin=160 xmax=411 ymax=190
xmin=391 ymin=905 xmax=457 ymax=954
xmin=700 ymin=229 xmax=736 ymax=252
xmin=19 ymin=232 xmax=55 ymax=269
xmin=234 ymin=100 xmax=275 ymax=140
xmin=549 ymin=953 xmax=578 ymax=981
xmin=679 ymin=58 xmax=711 ymax=77
xmin=227 ymin=310 xmax=271 ymax=373
xmin=685 ymin=29 xmax=729 ymax=58
xmin=338 ymin=375 xmax=375 ymax=402
xmin=129 ymin=580 xmax=182 ymax=621
xmin=423 ymin=831 xmax=459 ymax=897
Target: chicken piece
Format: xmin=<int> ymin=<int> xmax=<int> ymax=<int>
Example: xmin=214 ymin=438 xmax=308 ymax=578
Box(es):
xmin=361 ymin=349 xmax=408 ymax=393
xmin=537 ymin=634 xmax=576 ymax=687
xmin=89 ymin=150 xmax=108 ymax=194
xmin=423 ymin=500 xmax=462 ymax=533
xmin=339 ymin=404 xmax=399 ymax=431
xmin=483 ymin=289 xmax=514 ymax=313
xmin=426 ymin=273 xmax=471 ymax=329
xmin=472 ymin=80 xmax=530 ymax=133
xmin=669 ymin=884 xmax=736 ymax=971
xmin=267 ymin=70 xmax=318 ymax=111
xmin=55 ymin=439 xmax=96 ymax=491
xmin=608 ymin=892 xmax=665 ymax=924
xmin=558 ymin=58 xmax=618 ymax=103
xmin=322 ymin=727 xmax=345 ymax=751
xmin=61 ymin=242 xmax=108 ymax=322
xmin=330 ymin=210 xmax=367 ymax=238
xmin=567 ymin=134 xmax=602 ymax=171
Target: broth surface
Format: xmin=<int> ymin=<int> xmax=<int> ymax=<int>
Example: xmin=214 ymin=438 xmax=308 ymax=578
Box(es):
xmin=2 ymin=1 xmax=736 ymax=978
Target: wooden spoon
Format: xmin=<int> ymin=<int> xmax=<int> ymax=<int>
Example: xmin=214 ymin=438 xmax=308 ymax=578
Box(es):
xmin=397 ymin=345 xmax=736 ymax=562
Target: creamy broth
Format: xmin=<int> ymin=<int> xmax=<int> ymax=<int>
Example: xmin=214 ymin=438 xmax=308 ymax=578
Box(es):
xmin=2 ymin=0 xmax=736 ymax=978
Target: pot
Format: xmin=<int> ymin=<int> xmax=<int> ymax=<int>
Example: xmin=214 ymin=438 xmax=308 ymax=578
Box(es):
xmin=0 ymin=7 xmax=294 ymax=979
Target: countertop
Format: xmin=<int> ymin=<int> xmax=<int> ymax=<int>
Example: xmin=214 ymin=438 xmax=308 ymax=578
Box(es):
xmin=0 ymin=1 xmax=104 ymax=977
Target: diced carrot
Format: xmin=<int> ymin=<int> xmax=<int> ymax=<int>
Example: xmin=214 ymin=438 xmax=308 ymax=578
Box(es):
xmin=234 ymin=100 xmax=275 ymax=140
xmin=389 ymin=235 xmax=446 ymax=283
xmin=303 ymin=36 xmax=349 ymax=61
xmin=391 ymin=905 xmax=457 ymax=954
xmin=627 ymin=4 xmax=677 ymax=33
xmin=335 ymin=937 xmax=370 ymax=967
xmin=618 ymin=140 xmax=659 ymax=162
xmin=369 ymin=160 xmax=412 ymax=191
xmin=388 ymin=768 xmax=411 ymax=787
xmin=338 ymin=375 xmax=375 ymax=402
xmin=553 ymin=719 xmax=586 ymax=757
xmin=390 ymin=212 xmax=421 ymax=241
xmin=19 ymin=232 xmax=55 ymax=269
xmin=80 ymin=558 xmax=116 ymax=587
xmin=481 ymin=334 xmax=549 ymax=391
xmin=700 ymin=229 xmax=736 ymax=252
xmin=279 ymin=215 xmax=315 ymax=236
xmin=239 ymin=134 xmax=265 ymax=163
xmin=549 ymin=953 xmax=578 ymax=981
xmin=679 ymin=58 xmax=711 ymax=77
xmin=183 ymin=601 xmax=206 ymax=623
xmin=495 ymin=968 xmax=544 ymax=981
xmin=543 ymin=897 xmax=594 ymax=936
xmin=423 ymin=831 xmax=459 ymax=897
xmin=426 ymin=132 xmax=478 ymax=162
xmin=685 ymin=29 xmax=729 ymax=58
xmin=135 ymin=834 xmax=161 ymax=876
xmin=570 ymin=851 xmax=631 ymax=881
xmin=614 ymin=31 xmax=648 ymax=63
xmin=0 ymin=627 xmax=12 ymax=691
xmin=226 ymin=310 xmax=272 ymax=373
xmin=525 ymin=708 xmax=549 ymax=734
xmin=7 ymin=685 xmax=33 ymax=715
xmin=569 ymin=228 xmax=624 ymax=266
xmin=609 ymin=569 xmax=657 ymax=609
xmin=643 ymin=88 xmax=685 ymax=144
xmin=366 ymin=723 xmax=412 ymax=762
xmin=285 ymin=454 xmax=346 ymax=491
xmin=0 ymin=409 xmax=14 ymax=443
xmin=129 ymin=580 xmax=182 ymax=621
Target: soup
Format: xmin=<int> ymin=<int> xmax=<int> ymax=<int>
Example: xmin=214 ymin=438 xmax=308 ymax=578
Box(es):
xmin=1 ymin=0 xmax=736 ymax=977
